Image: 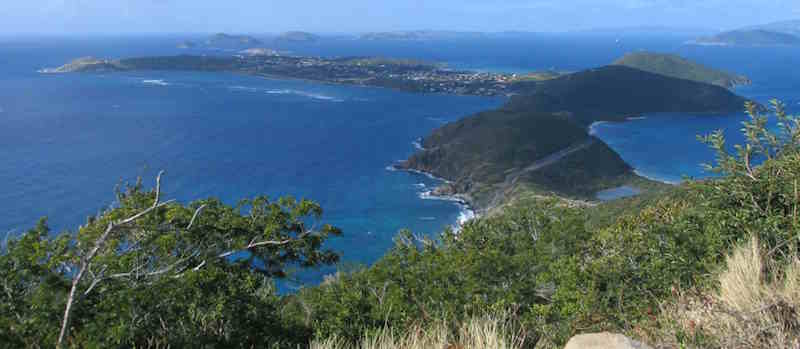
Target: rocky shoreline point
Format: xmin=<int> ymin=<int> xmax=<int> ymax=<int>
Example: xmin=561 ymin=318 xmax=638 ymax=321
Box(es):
xmin=40 ymin=57 xmax=125 ymax=73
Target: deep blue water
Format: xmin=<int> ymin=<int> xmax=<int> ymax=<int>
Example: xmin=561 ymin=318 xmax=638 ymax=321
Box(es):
xmin=590 ymin=44 xmax=800 ymax=183
xmin=2 ymin=33 xmax=798 ymax=286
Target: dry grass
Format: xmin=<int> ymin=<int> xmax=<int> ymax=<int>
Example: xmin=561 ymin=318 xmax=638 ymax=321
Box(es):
xmin=310 ymin=314 xmax=527 ymax=349
xmin=661 ymin=236 xmax=800 ymax=348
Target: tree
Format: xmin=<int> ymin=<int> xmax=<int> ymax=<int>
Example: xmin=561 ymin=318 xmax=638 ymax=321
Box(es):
xmin=1 ymin=172 xmax=341 ymax=347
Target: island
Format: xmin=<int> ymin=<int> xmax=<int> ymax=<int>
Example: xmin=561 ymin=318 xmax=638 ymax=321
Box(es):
xmin=397 ymin=64 xmax=752 ymax=211
xmin=744 ymin=19 xmax=800 ymax=36
xmin=613 ymin=52 xmax=751 ymax=88
xmin=359 ymin=30 xmax=485 ymax=41
xmin=275 ymin=31 xmax=320 ymax=43
xmin=692 ymin=29 xmax=800 ymax=46
xmin=177 ymin=41 xmax=197 ymax=49
xmin=43 ymin=54 xmax=534 ymax=96
xmin=207 ymin=33 xmax=263 ymax=47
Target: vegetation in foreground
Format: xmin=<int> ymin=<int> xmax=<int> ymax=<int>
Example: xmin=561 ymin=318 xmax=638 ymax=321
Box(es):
xmin=1 ymin=100 xmax=799 ymax=348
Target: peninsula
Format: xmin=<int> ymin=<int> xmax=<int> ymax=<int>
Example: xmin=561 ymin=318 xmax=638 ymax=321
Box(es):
xmin=398 ymin=64 xmax=753 ymax=211
xmin=43 ymin=54 xmax=533 ymax=96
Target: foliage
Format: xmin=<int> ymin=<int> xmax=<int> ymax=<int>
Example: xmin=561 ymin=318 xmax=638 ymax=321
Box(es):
xmin=303 ymin=100 xmax=800 ymax=347
xmin=0 ymin=176 xmax=340 ymax=347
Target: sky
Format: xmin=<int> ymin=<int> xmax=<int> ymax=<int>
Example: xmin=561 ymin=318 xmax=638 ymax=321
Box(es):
xmin=1 ymin=0 xmax=799 ymax=34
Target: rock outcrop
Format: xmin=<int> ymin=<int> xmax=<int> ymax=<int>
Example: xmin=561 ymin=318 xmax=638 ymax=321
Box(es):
xmin=564 ymin=332 xmax=652 ymax=349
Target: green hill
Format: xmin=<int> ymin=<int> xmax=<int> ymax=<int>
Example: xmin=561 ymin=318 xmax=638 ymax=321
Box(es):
xmin=507 ymin=65 xmax=750 ymax=125
xmin=612 ymin=52 xmax=751 ymax=88
xmin=400 ymin=65 xmax=752 ymax=210
xmin=694 ymin=29 xmax=800 ymax=46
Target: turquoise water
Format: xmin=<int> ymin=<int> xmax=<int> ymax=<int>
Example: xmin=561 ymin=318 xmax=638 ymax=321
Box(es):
xmin=2 ymin=34 xmax=799 ymax=287
xmin=596 ymin=186 xmax=641 ymax=201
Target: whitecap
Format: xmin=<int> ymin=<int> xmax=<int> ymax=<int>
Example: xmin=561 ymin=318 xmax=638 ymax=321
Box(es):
xmin=588 ymin=121 xmax=609 ymax=136
xmin=419 ymin=216 xmax=436 ymax=221
xmin=265 ymin=89 xmax=344 ymax=102
xmin=426 ymin=116 xmax=447 ymax=124
xmin=142 ymin=79 xmax=169 ymax=86
xmin=228 ymin=85 xmax=260 ymax=93
xmin=412 ymin=139 xmax=425 ymax=151
xmin=456 ymin=206 xmax=476 ymax=226
xmin=418 ymin=190 xmax=464 ymax=203
xmin=633 ymin=169 xmax=681 ymax=185
xmin=626 ymin=116 xmax=647 ymax=121
xmin=413 ymin=183 xmax=426 ymax=189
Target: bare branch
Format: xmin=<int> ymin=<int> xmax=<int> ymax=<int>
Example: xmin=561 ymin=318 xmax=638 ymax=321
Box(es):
xmin=186 ymin=204 xmax=207 ymax=230
xmin=58 ymin=173 xmax=171 ymax=348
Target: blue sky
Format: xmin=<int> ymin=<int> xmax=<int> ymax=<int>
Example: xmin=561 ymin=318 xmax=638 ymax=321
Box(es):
xmin=2 ymin=0 xmax=799 ymax=34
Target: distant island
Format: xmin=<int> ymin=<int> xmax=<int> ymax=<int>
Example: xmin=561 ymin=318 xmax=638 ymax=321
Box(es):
xmin=613 ymin=52 xmax=751 ymax=88
xmin=177 ymin=41 xmax=196 ymax=49
xmin=693 ymin=29 xmax=800 ymax=47
xmin=360 ymin=30 xmax=485 ymax=41
xmin=208 ymin=33 xmax=263 ymax=46
xmin=744 ymin=19 xmax=800 ymax=36
xmin=275 ymin=31 xmax=320 ymax=43
xmin=177 ymin=33 xmax=263 ymax=49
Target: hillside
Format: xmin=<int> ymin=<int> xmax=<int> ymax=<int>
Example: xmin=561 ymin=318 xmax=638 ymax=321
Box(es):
xmin=612 ymin=52 xmax=751 ymax=88
xmin=694 ymin=29 xmax=800 ymax=46
xmin=401 ymin=65 xmax=751 ymax=209
xmin=507 ymin=65 xmax=750 ymax=125
xmin=397 ymin=108 xmax=653 ymax=209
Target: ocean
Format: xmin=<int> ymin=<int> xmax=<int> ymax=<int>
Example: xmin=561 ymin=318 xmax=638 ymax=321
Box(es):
xmin=1 ymin=33 xmax=798 ymax=286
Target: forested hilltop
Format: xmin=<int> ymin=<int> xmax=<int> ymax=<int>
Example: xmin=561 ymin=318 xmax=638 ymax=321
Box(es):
xmin=612 ymin=52 xmax=751 ymax=88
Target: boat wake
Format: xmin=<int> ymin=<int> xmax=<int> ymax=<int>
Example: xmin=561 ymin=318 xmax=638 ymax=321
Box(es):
xmin=142 ymin=79 xmax=169 ymax=86
xmin=228 ymin=85 xmax=344 ymax=102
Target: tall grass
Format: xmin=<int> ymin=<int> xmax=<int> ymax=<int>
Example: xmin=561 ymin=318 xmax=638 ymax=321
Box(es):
xmin=662 ymin=236 xmax=800 ymax=348
xmin=310 ymin=314 xmax=527 ymax=349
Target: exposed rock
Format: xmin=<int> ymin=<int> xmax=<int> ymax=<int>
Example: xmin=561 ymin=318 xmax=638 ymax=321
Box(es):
xmin=564 ymin=332 xmax=652 ymax=349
